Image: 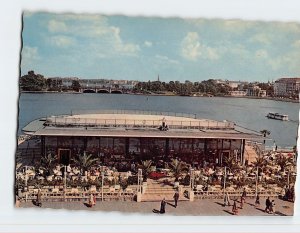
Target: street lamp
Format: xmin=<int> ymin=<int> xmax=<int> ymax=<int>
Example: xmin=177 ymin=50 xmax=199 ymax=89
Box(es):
xmin=223 ymin=166 xmax=227 ymax=200
xmin=24 ymin=166 xmax=28 ymax=202
xmin=255 ymin=166 xmax=259 ymax=198
xmin=138 ymin=168 xmax=142 ymax=193
xmin=189 ymin=168 xmax=195 ymax=191
xmin=64 ymin=165 xmax=67 ymax=201
xmin=101 ymin=170 xmax=104 ymax=202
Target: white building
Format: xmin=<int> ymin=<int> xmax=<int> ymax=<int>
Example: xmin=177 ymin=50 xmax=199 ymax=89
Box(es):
xmin=229 ymin=91 xmax=247 ymax=96
xmin=246 ymin=86 xmax=266 ymax=97
xmin=274 ymin=78 xmax=300 ymax=97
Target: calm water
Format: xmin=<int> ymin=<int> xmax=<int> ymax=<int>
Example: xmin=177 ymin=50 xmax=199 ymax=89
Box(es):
xmin=18 ymin=93 xmax=299 ymax=148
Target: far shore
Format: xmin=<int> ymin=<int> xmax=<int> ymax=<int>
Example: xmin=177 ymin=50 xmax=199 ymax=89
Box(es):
xmin=20 ymin=91 xmax=299 ymax=103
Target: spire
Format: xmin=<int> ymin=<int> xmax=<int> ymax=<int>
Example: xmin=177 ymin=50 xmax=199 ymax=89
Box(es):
xmin=157 ymin=74 xmax=160 ymax=82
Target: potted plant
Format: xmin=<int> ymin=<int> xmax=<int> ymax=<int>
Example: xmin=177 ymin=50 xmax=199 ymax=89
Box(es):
xmin=168 ymin=159 xmax=188 ymax=188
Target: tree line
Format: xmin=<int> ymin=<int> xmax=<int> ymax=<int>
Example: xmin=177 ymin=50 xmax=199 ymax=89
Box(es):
xmin=133 ymin=79 xmax=233 ymax=96
xmin=20 ymin=70 xmax=274 ymax=96
xmin=20 ymin=71 xmax=81 ymax=92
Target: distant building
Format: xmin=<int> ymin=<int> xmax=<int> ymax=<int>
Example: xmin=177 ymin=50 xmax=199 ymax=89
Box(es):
xmin=229 ymin=91 xmax=247 ymax=96
xmin=274 ymin=78 xmax=300 ymax=97
xmin=246 ymin=86 xmax=266 ymax=97
xmin=215 ymin=79 xmax=248 ymax=90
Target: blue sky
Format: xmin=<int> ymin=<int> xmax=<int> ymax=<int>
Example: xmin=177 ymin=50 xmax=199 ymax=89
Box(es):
xmin=21 ymin=12 xmax=300 ymax=82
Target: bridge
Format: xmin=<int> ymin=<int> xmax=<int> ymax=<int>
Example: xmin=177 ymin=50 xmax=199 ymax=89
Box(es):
xmin=80 ymin=87 xmax=123 ymax=94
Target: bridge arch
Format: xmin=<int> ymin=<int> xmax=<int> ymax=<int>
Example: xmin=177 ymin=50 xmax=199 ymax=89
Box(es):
xmin=83 ymin=89 xmax=96 ymax=93
xmin=111 ymin=90 xmax=123 ymax=94
xmin=97 ymin=89 xmax=110 ymax=93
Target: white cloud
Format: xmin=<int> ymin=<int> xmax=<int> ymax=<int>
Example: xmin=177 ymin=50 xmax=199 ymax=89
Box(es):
xmin=50 ymin=35 xmax=75 ymax=48
xmin=268 ymin=50 xmax=300 ymax=72
xmin=109 ymin=27 xmax=140 ymax=55
xmin=155 ymin=55 xmax=179 ymax=64
xmin=181 ymin=32 xmax=220 ymax=61
xmin=250 ymin=33 xmax=272 ymax=45
xmin=22 ymin=46 xmax=39 ymax=61
xmin=46 ymin=15 xmax=139 ymax=57
xmin=144 ymin=41 xmax=152 ymax=47
xmin=48 ymin=20 xmax=67 ymax=33
xmin=21 ymin=46 xmax=39 ymax=72
xmin=181 ymin=32 xmax=201 ymax=61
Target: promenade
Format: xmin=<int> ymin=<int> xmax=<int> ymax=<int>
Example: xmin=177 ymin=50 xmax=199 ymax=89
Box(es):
xmin=20 ymin=198 xmax=293 ymax=216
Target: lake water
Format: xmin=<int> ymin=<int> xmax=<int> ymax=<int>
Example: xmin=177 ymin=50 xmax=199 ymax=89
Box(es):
xmin=18 ymin=93 xmax=299 ymax=148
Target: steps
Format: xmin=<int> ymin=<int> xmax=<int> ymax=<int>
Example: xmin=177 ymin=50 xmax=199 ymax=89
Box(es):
xmin=141 ymin=179 xmax=189 ymax=202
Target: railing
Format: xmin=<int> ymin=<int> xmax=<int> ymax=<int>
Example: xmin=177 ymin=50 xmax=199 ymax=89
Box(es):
xmin=193 ymin=190 xmax=280 ymax=199
xmin=71 ymin=109 xmax=199 ymax=119
xmin=45 ymin=114 xmax=235 ymax=131
xmin=21 ymin=186 xmax=138 ymax=202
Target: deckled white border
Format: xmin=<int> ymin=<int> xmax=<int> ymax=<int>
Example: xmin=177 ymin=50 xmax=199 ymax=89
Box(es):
xmin=0 ymin=0 xmax=299 ymax=232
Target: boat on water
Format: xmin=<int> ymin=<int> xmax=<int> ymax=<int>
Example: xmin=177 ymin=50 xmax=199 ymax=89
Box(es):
xmin=266 ymin=112 xmax=289 ymax=121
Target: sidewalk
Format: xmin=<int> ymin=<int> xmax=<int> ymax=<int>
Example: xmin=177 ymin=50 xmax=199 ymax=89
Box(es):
xmin=20 ymin=198 xmax=294 ymax=216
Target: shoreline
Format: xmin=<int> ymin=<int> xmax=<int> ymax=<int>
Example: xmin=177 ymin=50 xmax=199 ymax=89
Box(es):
xmin=20 ymin=91 xmax=299 ymax=103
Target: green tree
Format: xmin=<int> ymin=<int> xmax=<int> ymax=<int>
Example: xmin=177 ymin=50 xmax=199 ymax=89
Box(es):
xmin=40 ymin=153 xmax=58 ymax=175
xmin=20 ymin=71 xmax=47 ymax=91
xmin=137 ymin=160 xmax=153 ymax=181
xmin=276 ymin=154 xmax=293 ymax=171
xmin=71 ymin=80 xmax=81 ymax=92
xmin=223 ymin=155 xmax=240 ymax=171
xmin=73 ymin=152 xmax=98 ymax=172
xmin=167 ymin=159 xmax=189 ymax=181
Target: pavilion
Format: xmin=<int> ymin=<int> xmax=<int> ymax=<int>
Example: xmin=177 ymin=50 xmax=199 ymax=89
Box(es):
xmin=21 ymin=110 xmax=264 ymax=168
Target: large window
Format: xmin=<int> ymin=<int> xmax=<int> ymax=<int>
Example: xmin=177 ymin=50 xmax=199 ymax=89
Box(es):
xmin=129 ymin=138 xmax=140 ymax=154
xmin=86 ymin=137 xmax=99 ymax=155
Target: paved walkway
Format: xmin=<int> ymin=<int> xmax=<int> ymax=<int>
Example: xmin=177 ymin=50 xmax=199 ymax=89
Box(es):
xmin=20 ymin=198 xmax=294 ymax=216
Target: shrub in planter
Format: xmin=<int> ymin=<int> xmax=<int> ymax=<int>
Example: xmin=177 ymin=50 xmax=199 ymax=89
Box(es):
xmin=127 ymin=176 xmax=138 ymax=185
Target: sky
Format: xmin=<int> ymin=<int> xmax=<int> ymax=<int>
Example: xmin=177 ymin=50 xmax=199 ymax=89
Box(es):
xmin=21 ymin=12 xmax=300 ymax=82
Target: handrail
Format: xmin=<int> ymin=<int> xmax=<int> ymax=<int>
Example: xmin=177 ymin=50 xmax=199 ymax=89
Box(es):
xmin=45 ymin=114 xmax=235 ymax=130
xmin=71 ymin=109 xmax=199 ymax=119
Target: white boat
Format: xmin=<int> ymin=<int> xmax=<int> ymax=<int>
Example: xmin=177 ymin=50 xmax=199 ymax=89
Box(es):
xmin=266 ymin=112 xmax=288 ymax=121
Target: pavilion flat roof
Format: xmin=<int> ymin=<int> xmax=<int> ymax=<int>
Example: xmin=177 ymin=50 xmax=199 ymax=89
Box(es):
xmin=22 ymin=113 xmax=264 ymax=141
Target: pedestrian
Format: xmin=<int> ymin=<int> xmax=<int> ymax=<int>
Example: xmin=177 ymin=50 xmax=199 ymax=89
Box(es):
xmin=265 ymin=197 xmax=271 ymax=213
xmin=224 ymin=192 xmax=231 ymax=206
xmin=160 ymin=198 xmax=166 ymax=214
xmin=255 ymin=194 xmax=260 ymax=207
xmin=36 ymin=189 xmax=42 ymax=207
xmin=173 ymin=190 xmax=179 ymax=208
xmin=232 ymin=200 xmax=238 ymax=215
xmin=240 ymin=196 xmax=244 ymax=209
xmin=270 ymin=200 xmax=276 ymax=215
xmin=242 ymin=188 xmax=247 ymax=203
xmin=89 ymin=193 xmax=95 ymax=207
xmin=93 ymin=194 xmax=96 ymax=206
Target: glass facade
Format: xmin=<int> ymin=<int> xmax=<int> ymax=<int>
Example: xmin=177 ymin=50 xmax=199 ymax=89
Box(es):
xmin=44 ymin=136 xmax=243 ymax=166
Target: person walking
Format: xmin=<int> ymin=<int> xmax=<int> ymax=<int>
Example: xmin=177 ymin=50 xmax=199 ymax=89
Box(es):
xmin=255 ymin=194 xmax=260 ymax=207
xmin=232 ymin=200 xmax=238 ymax=215
xmin=160 ymin=198 xmax=166 ymax=214
xmin=173 ymin=190 xmax=179 ymax=208
xmin=36 ymin=189 xmax=42 ymax=207
xmin=270 ymin=200 xmax=276 ymax=215
xmin=224 ymin=192 xmax=231 ymax=206
xmin=89 ymin=193 xmax=95 ymax=207
xmin=242 ymin=188 xmax=247 ymax=203
xmin=265 ymin=197 xmax=271 ymax=213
